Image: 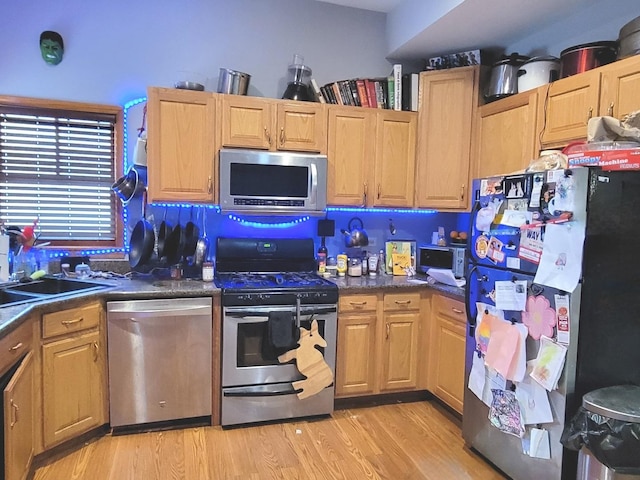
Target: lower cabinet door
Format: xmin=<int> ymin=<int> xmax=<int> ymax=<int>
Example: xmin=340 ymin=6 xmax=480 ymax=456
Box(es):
xmin=335 ymin=313 xmax=377 ymax=397
xmin=432 ymin=315 xmax=465 ymax=413
xmin=379 ymin=311 xmax=419 ymax=392
xmin=4 ymin=351 xmax=34 ymax=480
xmin=42 ymin=331 xmax=104 ymax=448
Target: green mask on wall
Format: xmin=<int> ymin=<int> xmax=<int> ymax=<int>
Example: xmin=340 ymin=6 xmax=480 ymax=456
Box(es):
xmin=40 ymin=31 xmax=64 ymax=65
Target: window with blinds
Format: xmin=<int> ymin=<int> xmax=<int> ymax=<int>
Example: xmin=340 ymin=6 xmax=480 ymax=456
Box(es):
xmin=0 ymin=106 xmax=117 ymax=243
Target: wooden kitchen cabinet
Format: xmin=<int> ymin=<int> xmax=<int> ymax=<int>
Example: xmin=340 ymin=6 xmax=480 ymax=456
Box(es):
xmin=474 ymin=89 xmax=540 ymax=178
xmin=40 ymin=302 xmax=106 ymax=449
xmin=335 ymin=293 xmax=378 ymax=397
xmin=379 ymin=292 xmax=420 ymax=392
xmin=336 ymin=290 xmax=423 ymax=398
xmin=220 ymin=95 xmax=327 ymax=153
xmin=327 ymin=107 xmax=416 ymax=208
xmin=427 ymin=293 xmax=466 ymax=414
xmin=1 ymin=318 xmax=34 ymax=480
xmin=415 ymin=66 xmax=479 ymax=210
xmin=146 ymin=87 xmax=217 ymax=203
xmin=373 ymin=110 xmax=417 ymax=207
xmin=4 ymin=352 xmax=34 ymax=480
xmin=540 ymin=55 xmax=640 ymax=148
xmin=327 ymin=107 xmax=376 ymax=206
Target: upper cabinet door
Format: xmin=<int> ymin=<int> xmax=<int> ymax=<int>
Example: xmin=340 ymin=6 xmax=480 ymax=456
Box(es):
xmin=220 ymin=96 xmax=273 ymax=150
xmin=539 ymin=69 xmax=601 ymax=148
xmin=474 ymin=89 xmax=540 ymax=179
xmin=327 ymin=107 xmax=375 ymax=206
xmin=277 ymin=102 xmax=327 ymax=153
xmin=146 ymin=87 xmax=217 ymax=203
xmin=599 ymin=55 xmax=640 ymax=121
xmin=415 ymin=66 xmax=478 ymax=210
xmin=374 ymin=110 xmax=417 ymax=207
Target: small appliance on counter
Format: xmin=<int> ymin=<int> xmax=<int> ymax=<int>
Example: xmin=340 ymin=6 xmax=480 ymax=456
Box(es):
xmin=418 ymin=245 xmax=465 ymax=278
xmin=282 ymin=54 xmax=313 ymax=101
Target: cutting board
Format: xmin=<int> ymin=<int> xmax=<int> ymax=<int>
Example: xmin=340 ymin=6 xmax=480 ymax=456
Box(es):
xmin=278 ymin=319 xmax=333 ymax=400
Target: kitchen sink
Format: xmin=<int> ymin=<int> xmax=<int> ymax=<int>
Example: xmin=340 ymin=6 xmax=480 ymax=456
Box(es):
xmin=6 ymin=277 xmax=108 ymax=295
xmin=0 ymin=276 xmax=112 ymax=308
xmin=0 ymin=289 xmax=40 ymax=308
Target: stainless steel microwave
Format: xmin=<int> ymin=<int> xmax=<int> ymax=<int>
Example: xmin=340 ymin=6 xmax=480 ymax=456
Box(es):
xmin=418 ymin=245 xmax=466 ymax=278
xmin=218 ymin=149 xmax=327 ymax=215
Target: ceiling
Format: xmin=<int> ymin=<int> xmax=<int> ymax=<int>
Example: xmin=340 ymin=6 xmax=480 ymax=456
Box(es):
xmin=312 ymin=0 xmax=629 ymax=61
xmin=313 ymin=0 xmax=403 ymax=13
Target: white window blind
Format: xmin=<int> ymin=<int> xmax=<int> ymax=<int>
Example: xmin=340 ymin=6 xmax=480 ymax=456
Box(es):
xmin=0 ymin=107 xmax=116 ymax=241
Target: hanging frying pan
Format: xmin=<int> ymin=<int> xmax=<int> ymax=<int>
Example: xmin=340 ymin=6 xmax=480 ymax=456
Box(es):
xmin=183 ymin=206 xmax=200 ymax=259
xmin=157 ymin=207 xmax=173 ymax=260
xmin=129 ymin=190 xmax=156 ymax=269
xmin=163 ymin=207 xmax=186 ymax=265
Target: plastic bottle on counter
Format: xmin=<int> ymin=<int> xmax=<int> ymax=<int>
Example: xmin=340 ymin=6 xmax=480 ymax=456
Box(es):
xmin=336 ymin=253 xmax=348 ymax=277
xmin=378 ymin=249 xmax=385 ymax=275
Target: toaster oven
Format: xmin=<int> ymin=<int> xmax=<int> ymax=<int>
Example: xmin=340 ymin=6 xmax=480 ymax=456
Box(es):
xmin=418 ymin=245 xmax=466 ymax=278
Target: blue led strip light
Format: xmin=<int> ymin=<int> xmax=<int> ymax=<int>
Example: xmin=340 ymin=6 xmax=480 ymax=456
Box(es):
xmin=326 ymin=207 xmax=438 ymax=215
xmin=227 ymin=214 xmax=311 ymax=229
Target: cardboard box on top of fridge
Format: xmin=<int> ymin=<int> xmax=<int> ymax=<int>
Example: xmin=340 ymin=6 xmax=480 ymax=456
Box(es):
xmin=566 ymin=141 xmax=640 ymax=170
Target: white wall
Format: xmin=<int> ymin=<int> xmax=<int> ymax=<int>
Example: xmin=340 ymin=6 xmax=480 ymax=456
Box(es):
xmin=1 ymin=0 xmax=392 ymax=105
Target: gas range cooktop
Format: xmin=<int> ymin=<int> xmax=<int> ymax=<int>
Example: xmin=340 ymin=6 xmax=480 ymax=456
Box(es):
xmin=215 ymin=237 xmax=339 ymax=306
xmin=215 ymin=271 xmax=331 ymax=290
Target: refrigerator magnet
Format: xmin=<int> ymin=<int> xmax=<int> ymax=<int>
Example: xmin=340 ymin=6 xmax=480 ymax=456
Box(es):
xmin=475 ymin=235 xmax=490 ymax=259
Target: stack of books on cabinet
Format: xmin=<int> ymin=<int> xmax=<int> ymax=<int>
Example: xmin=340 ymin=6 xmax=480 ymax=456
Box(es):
xmin=311 ymin=65 xmax=418 ymax=111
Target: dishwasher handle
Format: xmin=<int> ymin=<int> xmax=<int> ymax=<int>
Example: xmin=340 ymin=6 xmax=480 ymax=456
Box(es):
xmin=107 ymin=299 xmax=212 ymax=318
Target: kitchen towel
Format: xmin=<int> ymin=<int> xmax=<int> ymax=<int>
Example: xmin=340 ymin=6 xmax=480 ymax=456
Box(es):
xmin=267 ymin=311 xmax=298 ymax=350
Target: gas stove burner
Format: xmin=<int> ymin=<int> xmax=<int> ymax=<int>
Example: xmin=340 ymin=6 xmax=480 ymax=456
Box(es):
xmin=215 ymin=271 xmax=332 ymax=290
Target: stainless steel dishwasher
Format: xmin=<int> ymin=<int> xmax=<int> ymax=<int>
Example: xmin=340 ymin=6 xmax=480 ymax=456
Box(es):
xmin=107 ymin=297 xmax=212 ymax=428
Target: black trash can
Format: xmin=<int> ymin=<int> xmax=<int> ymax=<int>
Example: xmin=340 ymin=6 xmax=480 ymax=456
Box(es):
xmin=564 ymin=385 xmax=640 ymax=479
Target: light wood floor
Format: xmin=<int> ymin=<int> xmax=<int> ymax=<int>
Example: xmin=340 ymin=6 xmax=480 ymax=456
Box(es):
xmin=33 ymin=401 xmax=507 ymax=480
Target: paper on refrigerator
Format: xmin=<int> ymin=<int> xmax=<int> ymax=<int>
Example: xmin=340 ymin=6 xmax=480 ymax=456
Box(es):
xmin=533 ymin=223 xmax=584 ymax=292
xmin=516 ymin=361 xmax=554 ymax=425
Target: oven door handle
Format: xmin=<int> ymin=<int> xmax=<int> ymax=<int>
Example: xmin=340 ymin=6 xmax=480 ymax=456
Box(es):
xmin=226 ymin=307 xmax=337 ymax=319
xmin=223 ymin=386 xmax=303 ymax=397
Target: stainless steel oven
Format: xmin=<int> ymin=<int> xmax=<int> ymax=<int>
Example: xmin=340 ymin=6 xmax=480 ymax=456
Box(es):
xmin=215 ymin=237 xmax=339 ymax=427
xmin=221 ymin=302 xmax=337 ymax=426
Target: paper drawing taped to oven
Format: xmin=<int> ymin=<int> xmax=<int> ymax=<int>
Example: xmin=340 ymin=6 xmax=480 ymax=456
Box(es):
xmin=278 ymin=319 xmax=334 ymax=400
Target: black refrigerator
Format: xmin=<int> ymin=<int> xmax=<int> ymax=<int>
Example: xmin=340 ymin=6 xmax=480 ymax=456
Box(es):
xmin=462 ymin=166 xmax=640 ymax=480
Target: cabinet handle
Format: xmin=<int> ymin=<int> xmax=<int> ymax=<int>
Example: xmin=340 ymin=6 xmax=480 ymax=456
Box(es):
xmin=394 ymin=300 xmax=412 ymax=305
xmin=377 ymin=184 xmax=381 ymax=199
xmin=9 ymin=342 xmax=23 ymax=351
xmin=280 ymin=127 xmax=285 ymax=145
xmin=349 ymin=301 xmax=368 ymax=307
xmin=608 ymin=102 xmax=614 ymax=116
xmin=452 ymin=307 xmax=464 ymax=314
xmin=587 ymin=107 xmax=593 ymax=122
xmin=460 ymin=184 xmax=465 ymax=201
xmin=10 ymin=400 xmax=18 ymax=428
xmin=386 ymin=322 xmax=390 ymax=339
xmin=93 ymin=341 xmax=99 ymax=361
xmin=61 ymin=317 xmax=83 ymax=326
xmin=363 ymin=183 xmax=368 ymax=206
xmin=264 ymin=127 xmax=272 ymax=146
xmin=207 ymin=175 xmax=213 ymax=194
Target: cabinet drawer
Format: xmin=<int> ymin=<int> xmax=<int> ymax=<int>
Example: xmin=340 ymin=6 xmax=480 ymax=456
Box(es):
xmin=434 ymin=295 xmax=466 ymax=324
xmin=339 ymin=294 xmax=378 ymax=313
xmin=0 ymin=318 xmax=33 ymax=376
xmin=42 ymin=302 xmax=101 ymax=339
xmin=383 ymin=292 xmax=420 ymax=311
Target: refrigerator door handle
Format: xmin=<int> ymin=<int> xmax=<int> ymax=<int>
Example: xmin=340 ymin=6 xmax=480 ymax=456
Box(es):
xmin=465 ymin=265 xmax=478 ymax=337
xmin=467 ymin=199 xmax=482 ymax=266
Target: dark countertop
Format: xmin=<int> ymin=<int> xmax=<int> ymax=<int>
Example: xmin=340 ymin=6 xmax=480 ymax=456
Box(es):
xmin=0 ymin=274 xmax=464 ymax=338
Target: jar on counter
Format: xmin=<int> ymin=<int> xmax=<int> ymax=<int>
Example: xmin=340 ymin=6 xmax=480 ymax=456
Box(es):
xmin=202 ymin=262 xmax=214 ymax=282
xmin=348 ymin=258 xmax=362 ymax=277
